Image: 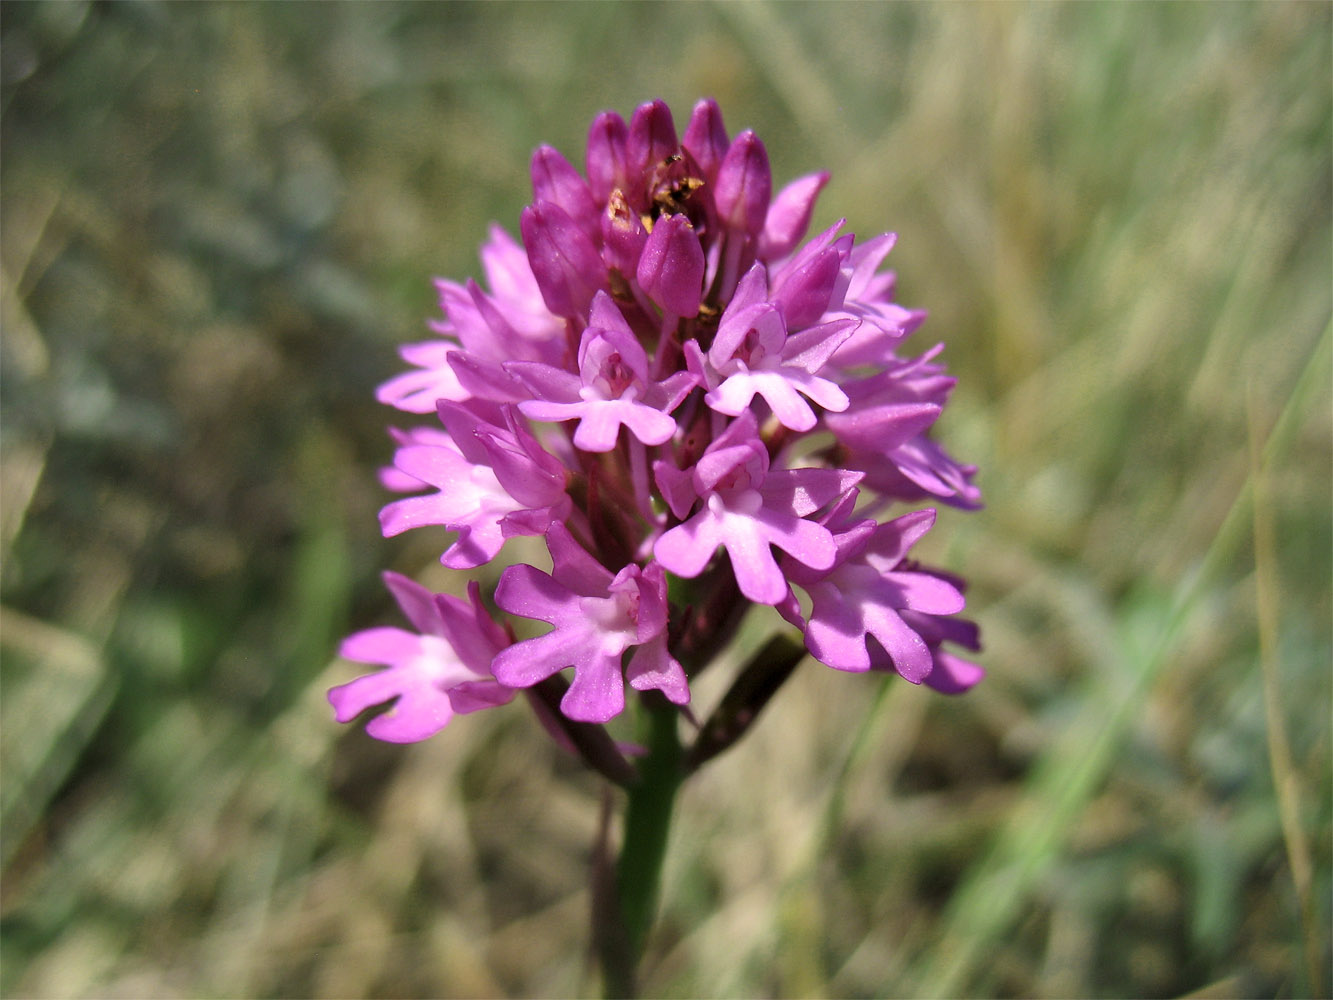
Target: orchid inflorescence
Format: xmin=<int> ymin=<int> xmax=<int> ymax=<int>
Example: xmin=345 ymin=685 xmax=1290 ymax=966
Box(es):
xmin=331 ymin=98 xmax=982 ymax=781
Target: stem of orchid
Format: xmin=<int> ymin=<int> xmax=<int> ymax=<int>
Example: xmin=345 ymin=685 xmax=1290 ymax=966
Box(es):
xmin=608 ymin=697 xmax=682 ymax=997
xmin=628 ymin=438 xmax=656 ymax=524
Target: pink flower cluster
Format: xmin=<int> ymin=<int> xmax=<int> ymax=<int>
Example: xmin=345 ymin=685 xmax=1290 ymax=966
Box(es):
xmin=332 ymin=99 xmax=982 ymax=750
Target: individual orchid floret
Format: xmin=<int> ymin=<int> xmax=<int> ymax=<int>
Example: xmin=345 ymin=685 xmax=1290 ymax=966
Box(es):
xmin=680 ymin=97 xmax=729 ymax=185
xmin=491 ymin=523 xmax=689 ymax=723
xmin=378 ymin=224 xmax=565 ymax=413
xmin=379 ymin=425 xmax=453 ymax=493
xmin=653 ymin=412 xmax=860 ymax=604
xmin=689 ymin=264 xmax=856 ymax=432
xmin=376 ymin=339 xmax=468 ymax=414
xmin=626 ymin=100 xmax=679 ymax=201
xmin=714 ymin=129 xmax=772 ymax=239
xmin=510 ymin=292 xmax=695 ymax=452
xmin=824 ymin=233 xmax=929 ymax=369
xmin=585 ymin=109 xmax=630 ymax=205
xmin=825 ymin=348 xmax=983 ymax=509
xmin=379 ymin=402 xmax=572 ymax=568
xmin=767 ymin=222 xmax=854 ymax=328
xmin=781 ymin=503 xmax=966 ymax=682
xmin=330 ymin=573 xmax=514 ymax=743
xmin=858 ymin=436 xmax=984 ymax=510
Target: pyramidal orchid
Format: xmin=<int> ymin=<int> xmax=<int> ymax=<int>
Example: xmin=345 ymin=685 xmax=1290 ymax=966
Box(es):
xmin=331 ymin=98 xmax=984 ymax=996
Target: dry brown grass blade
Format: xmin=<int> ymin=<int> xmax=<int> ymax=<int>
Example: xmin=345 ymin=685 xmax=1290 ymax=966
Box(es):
xmin=1247 ymin=377 xmax=1325 ymax=998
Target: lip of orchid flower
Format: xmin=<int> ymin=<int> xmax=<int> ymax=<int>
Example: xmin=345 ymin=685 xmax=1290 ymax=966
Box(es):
xmin=779 ymin=503 xmax=966 ymax=680
xmin=490 ymin=523 xmax=689 ymax=723
xmin=653 ymin=412 xmax=862 ymax=605
xmin=329 ymin=574 xmax=514 ymax=743
xmin=897 ymin=599 xmax=985 ymax=694
xmin=823 ymin=352 xmax=983 ymax=510
xmin=686 ymin=263 xmax=858 ymax=432
xmin=509 ymin=292 xmax=697 ymax=452
xmin=378 ymin=401 xmax=572 ymax=569
xmin=377 ymin=224 xmax=566 ymax=414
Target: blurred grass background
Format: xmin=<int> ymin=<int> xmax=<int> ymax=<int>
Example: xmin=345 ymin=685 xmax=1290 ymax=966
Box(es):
xmin=1 ymin=2 xmax=1329 ymax=997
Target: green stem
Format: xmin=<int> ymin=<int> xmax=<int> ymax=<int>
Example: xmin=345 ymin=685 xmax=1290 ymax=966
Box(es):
xmin=608 ymin=700 xmax=682 ymax=997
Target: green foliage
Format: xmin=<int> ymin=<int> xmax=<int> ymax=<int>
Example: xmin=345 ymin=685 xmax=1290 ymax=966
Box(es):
xmin=2 ymin=2 xmax=1328 ymax=996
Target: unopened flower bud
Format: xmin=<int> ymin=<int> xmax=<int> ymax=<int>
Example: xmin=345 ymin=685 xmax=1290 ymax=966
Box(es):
xmin=531 ymin=144 xmax=600 ymax=245
xmin=585 ymin=110 xmax=629 ymax=204
xmin=682 ymin=97 xmax=730 ymax=183
xmin=600 ymin=189 xmax=648 ymax=276
xmin=637 ymin=213 xmax=705 ymax=318
xmin=626 ymin=99 xmax=679 ymax=181
xmin=714 ymin=130 xmax=772 ymax=238
xmin=520 ymin=201 xmax=606 ymax=319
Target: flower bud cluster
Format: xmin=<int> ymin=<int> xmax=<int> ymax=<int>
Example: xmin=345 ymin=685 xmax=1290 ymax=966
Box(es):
xmin=333 ymin=99 xmax=982 ymax=757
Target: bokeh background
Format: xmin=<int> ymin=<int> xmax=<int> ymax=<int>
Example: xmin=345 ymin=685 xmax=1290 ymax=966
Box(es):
xmin=2 ymin=3 xmax=1329 ymax=997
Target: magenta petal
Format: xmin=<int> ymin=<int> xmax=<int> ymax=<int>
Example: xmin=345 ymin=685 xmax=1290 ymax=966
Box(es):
xmin=617 ymin=403 xmax=677 ymax=447
xmin=448 ymin=679 xmax=518 ymax=714
xmin=495 ymin=563 xmax=576 ymax=623
xmin=714 ymin=130 xmax=772 ymax=237
xmin=363 ymin=690 xmax=457 ymax=743
xmin=759 ymin=172 xmax=830 ymax=260
xmin=530 ymin=144 xmax=599 ymax=244
xmin=804 ymin=585 xmax=872 ymax=672
xmin=922 ymin=651 xmax=986 ymax=694
xmin=755 ymin=505 xmax=837 ymax=572
xmin=328 ymin=672 xmax=457 ymax=743
xmin=339 ymin=626 xmax=420 ymax=666
xmin=865 ymin=605 xmax=933 ymax=683
xmin=866 ymin=509 xmax=937 ymax=567
xmin=508 ymin=361 xmax=583 ymax=404
xmin=627 ymin=99 xmax=678 ymax=179
xmin=570 ymin=406 xmax=625 ymax=452
xmin=560 ymin=652 xmax=626 ymax=724
xmin=637 ymin=214 xmax=705 ymax=317
xmin=520 ymin=201 xmax=606 ymax=318
xmin=627 ymin=637 xmax=690 ymax=705
xmin=546 ymin=521 xmax=614 ymax=596
xmin=586 ymin=110 xmax=630 ymax=203
xmin=719 ymin=517 xmax=789 ymax=604
xmin=379 ymin=491 xmax=469 ymax=539
xmin=681 ymin=97 xmax=729 ymax=181
xmin=490 ymin=627 xmax=572 ymax=688
xmin=382 ymin=571 xmax=442 ymax=636
xmin=601 ymin=191 xmax=648 ymax=274
xmin=884 ymin=570 xmax=966 ymax=616
xmin=654 ymin=512 xmax=724 ymax=579
xmin=759 ymin=467 xmax=863 ymax=518
xmin=707 ymin=370 xmax=819 ymax=430
xmin=771 ymin=246 xmax=842 ymax=328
